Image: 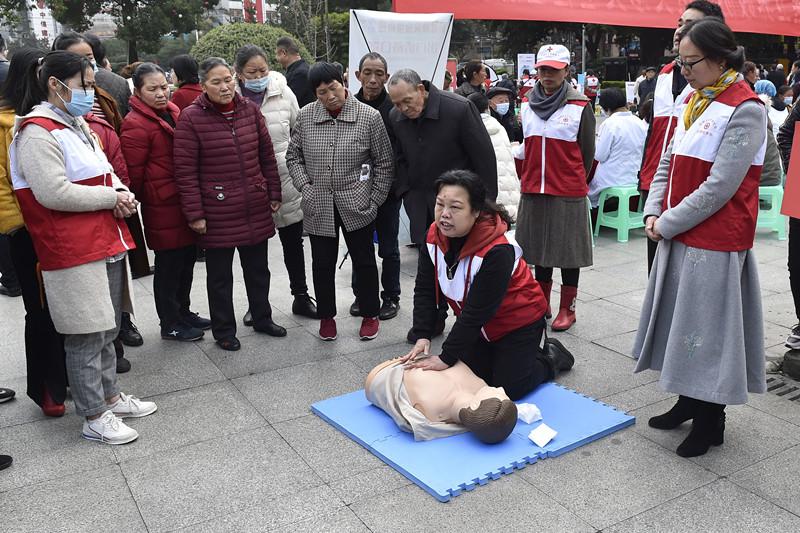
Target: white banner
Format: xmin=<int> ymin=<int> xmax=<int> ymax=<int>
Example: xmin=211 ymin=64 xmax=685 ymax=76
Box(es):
xmin=517 ymin=53 xmax=536 ymax=79
xmin=348 ymin=10 xmax=454 ymax=93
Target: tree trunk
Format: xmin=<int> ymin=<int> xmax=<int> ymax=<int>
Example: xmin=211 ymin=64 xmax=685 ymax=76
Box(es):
xmin=128 ymin=39 xmax=139 ymax=63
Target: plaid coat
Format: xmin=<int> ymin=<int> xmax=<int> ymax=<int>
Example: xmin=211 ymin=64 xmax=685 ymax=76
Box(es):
xmin=287 ymin=93 xmax=393 ymax=237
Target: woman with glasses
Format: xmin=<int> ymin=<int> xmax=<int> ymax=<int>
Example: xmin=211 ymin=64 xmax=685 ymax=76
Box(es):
xmin=633 ymin=18 xmax=767 ymax=458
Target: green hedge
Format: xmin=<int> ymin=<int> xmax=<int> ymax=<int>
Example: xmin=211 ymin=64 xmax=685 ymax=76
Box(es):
xmin=190 ymin=23 xmax=310 ymax=70
xmin=600 ymin=80 xmax=626 ymax=90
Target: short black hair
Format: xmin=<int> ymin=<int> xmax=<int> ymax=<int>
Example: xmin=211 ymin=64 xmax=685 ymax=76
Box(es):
xmin=132 ymin=62 xmax=166 ymax=89
xmin=171 ymin=54 xmax=199 ymax=85
xmin=681 ymin=18 xmax=744 ymax=71
xmin=467 ymin=92 xmax=488 ymax=113
xmin=464 ymin=61 xmax=483 ymax=83
xmin=777 ymin=85 xmax=793 ymax=96
xmin=234 ymin=44 xmax=268 ymax=73
xmin=685 ymin=1 xmax=725 ymax=21
xmin=358 ymin=52 xmax=388 ymax=72
xmin=793 ymin=60 xmax=800 ymax=70
xmin=598 ymin=87 xmax=627 ymax=112
xmin=276 ymin=36 xmax=300 ymax=55
xmin=308 ymin=61 xmax=343 ymax=90
xmin=52 ymin=31 xmax=88 ymax=52
xmin=82 ymin=33 xmax=106 ymax=64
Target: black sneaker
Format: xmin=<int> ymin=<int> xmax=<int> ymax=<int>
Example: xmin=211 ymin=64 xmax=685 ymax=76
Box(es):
xmin=243 ymin=310 xmax=253 ymax=327
xmin=116 ymin=356 xmax=131 ymax=374
xmin=379 ymin=298 xmax=400 ymax=320
xmin=0 ymin=285 xmax=21 ymax=297
xmin=0 ymin=455 xmax=12 ymax=471
xmin=0 ymin=387 xmax=16 ymax=403
xmin=119 ymin=313 xmax=143 ymax=347
xmin=349 ymin=299 xmax=360 ymax=317
xmin=161 ymin=323 xmax=205 ymax=342
xmin=182 ymin=311 xmax=212 ymax=331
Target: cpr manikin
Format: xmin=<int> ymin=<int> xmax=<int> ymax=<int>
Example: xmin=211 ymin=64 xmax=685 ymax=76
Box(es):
xmin=365 ymin=358 xmax=518 ymax=444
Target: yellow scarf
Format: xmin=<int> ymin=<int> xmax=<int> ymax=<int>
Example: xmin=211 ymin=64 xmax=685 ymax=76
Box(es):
xmin=683 ymin=68 xmax=739 ymax=130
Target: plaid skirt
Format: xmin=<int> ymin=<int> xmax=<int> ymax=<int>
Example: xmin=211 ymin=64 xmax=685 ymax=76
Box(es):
xmin=515 ymin=193 xmax=593 ymax=268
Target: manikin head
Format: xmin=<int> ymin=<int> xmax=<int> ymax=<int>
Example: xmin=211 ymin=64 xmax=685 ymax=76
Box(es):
xmin=459 ymin=397 xmax=518 ymax=444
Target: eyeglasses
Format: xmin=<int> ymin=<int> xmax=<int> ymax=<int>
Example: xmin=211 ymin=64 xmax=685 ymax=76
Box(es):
xmin=676 ymin=57 xmax=706 ymax=72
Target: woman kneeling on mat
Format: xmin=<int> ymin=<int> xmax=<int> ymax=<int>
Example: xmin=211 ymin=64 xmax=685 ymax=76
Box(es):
xmin=401 ymin=170 xmax=574 ymax=402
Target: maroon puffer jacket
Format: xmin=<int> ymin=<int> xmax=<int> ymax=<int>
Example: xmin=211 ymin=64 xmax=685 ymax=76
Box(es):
xmin=121 ymin=97 xmax=196 ymax=251
xmin=173 ymin=93 xmax=281 ymax=248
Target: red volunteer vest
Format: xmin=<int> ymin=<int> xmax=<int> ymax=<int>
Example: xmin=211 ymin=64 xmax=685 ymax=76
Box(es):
xmin=639 ymin=63 xmax=694 ymax=191
xmin=663 ymin=81 xmax=766 ymax=252
xmin=518 ymin=99 xmax=589 ymax=197
xmin=10 ymin=117 xmax=134 ymax=271
xmin=426 ymin=219 xmax=547 ymax=342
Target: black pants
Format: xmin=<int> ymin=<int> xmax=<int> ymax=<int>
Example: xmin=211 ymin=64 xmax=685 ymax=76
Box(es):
xmin=310 ymin=209 xmax=379 ymax=319
xmin=0 ymin=233 xmax=19 ymax=290
xmin=352 ymin=195 xmax=402 ymax=301
xmin=790 ymin=217 xmax=800 ymax=322
xmin=459 ymin=319 xmax=551 ymax=401
xmin=640 ymin=190 xmax=659 ymax=273
xmin=205 ymin=240 xmax=272 ymax=340
xmin=125 ymin=216 xmax=151 ymax=279
xmin=277 ymin=220 xmax=309 ymax=296
xmin=8 ymin=228 xmax=67 ymax=406
xmin=153 ymin=244 xmax=196 ymax=329
xmin=534 ymin=266 xmax=580 ymax=287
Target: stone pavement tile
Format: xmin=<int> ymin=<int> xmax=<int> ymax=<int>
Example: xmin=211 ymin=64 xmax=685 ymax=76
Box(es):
xmin=763 ymin=319 xmax=793 ymax=353
xmin=0 ymin=374 xmax=52 ymax=429
xmin=121 ymin=426 xmax=321 ymax=532
xmin=233 ymin=356 xmax=364 ymax=424
xmin=603 ymin=288 xmax=648 ymax=314
xmin=0 ymin=339 xmax=26 ymax=379
xmin=520 ymin=429 xmax=717 ymax=530
xmin=201 ymin=325 xmax=341 ymax=379
xmin=593 ymin=330 xmax=637 ymax=358
xmin=0 ymin=415 xmax=116 ymax=492
xmin=274 ymin=414 xmax=384 ymax=482
xmin=550 ymin=335 xmax=656 ymax=399
xmin=756 ymin=262 xmax=792 ymax=294
xmin=0 ymin=465 xmax=147 ymax=533
xmin=605 ymin=478 xmax=800 ymax=533
xmin=752 ymin=237 xmax=790 ymax=263
xmin=762 ymin=291 xmax=797 ymax=329
xmin=601 ymin=381 xmax=676 ymax=413
xmin=295 ymin=306 xmax=415 ymax=354
xmin=174 ymin=484 xmax=345 ymax=533
xmin=0 ymin=296 xmax=25 ymax=347
xmin=632 ymin=401 xmax=800 ymax=476
xmin=747 ymin=388 xmax=800 ymax=427
xmin=351 ymin=474 xmax=594 ymax=533
xmin=116 ymin=339 xmax=225 ymax=398
xmin=111 ymin=381 xmax=267 ymax=462
xmin=559 ymin=299 xmax=640 ymax=341
xmin=277 ymin=507 xmax=370 ymax=533
xmin=563 ymin=268 xmax=646 ymax=299
xmin=329 ymin=466 xmax=413 ymax=505
xmin=729 ymin=445 xmax=800 ymax=516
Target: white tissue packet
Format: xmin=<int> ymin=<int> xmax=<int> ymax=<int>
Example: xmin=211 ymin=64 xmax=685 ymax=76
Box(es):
xmin=528 ymin=423 xmax=557 ymax=448
xmin=516 ymin=403 xmax=542 ymax=424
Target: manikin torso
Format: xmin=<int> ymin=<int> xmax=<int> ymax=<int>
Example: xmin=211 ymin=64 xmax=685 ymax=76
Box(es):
xmin=365 ymin=359 xmax=509 ymax=424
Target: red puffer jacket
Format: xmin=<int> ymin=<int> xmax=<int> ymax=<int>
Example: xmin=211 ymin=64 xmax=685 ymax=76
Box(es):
xmin=173 ymin=93 xmax=281 ymax=248
xmin=86 ymin=113 xmax=129 ymax=186
xmin=121 ymin=97 xmax=196 ymax=251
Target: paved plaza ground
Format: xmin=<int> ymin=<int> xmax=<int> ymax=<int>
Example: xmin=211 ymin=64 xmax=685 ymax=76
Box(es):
xmin=2 ymin=220 xmax=800 ymax=532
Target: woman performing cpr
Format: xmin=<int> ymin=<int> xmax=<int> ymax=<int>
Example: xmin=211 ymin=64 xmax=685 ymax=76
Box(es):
xmin=370 ymin=170 xmax=574 ymax=443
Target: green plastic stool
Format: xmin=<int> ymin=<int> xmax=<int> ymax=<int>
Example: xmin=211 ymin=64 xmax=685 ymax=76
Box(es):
xmin=593 ymin=185 xmax=644 ymax=243
xmin=757 ymin=185 xmax=787 ymax=240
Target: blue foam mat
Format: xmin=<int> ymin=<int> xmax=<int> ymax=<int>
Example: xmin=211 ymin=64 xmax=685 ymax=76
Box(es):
xmin=311 ymin=382 xmax=635 ymax=502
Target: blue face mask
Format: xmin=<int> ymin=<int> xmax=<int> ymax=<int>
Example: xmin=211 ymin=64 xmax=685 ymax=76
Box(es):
xmin=495 ymin=102 xmax=510 ymax=116
xmin=57 ymin=79 xmax=95 ymax=117
xmin=244 ymin=76 xmax=269 ymax=93
xmin=785 ymin=97 xmax=794 ymax=106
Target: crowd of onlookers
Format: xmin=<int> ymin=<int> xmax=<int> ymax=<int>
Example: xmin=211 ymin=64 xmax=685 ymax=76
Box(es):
xmin=1 ymin=0 xmax=800 ymax=468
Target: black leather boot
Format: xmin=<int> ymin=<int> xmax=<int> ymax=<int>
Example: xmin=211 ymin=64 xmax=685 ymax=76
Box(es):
xmin=676 ymin=401 xmax=725 ymax=458
xmin=648 ymin=395 xmax=696 ymax=430
xmin=292 ymin=294 xmax=318 ymax=319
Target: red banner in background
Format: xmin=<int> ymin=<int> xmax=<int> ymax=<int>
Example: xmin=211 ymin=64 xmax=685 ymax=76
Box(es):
xmin=393 ymin=0 xmax=800 ymax=37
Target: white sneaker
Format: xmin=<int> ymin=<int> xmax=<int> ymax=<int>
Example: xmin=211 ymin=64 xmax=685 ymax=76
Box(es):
xmin=110 ymin=392 xmax=158 ymax=419
xmin=82 ymin=410 xmax=139 ymax=445
xmin=786 ymin=324 xmax=800 ymax=350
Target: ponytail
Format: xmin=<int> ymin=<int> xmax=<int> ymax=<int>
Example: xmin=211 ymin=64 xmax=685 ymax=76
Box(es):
xmin=0 ymin=47 xmax=45 ymax=115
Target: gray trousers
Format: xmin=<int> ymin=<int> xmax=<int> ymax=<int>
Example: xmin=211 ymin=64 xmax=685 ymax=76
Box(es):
xmin=63 ymin=260 xmax=124 ymax=417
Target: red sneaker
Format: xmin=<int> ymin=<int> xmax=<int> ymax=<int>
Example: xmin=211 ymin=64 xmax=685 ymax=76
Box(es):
xmin=41 ymin=387 xmax=65 ymax=417
xmin=319 ymin=318 xmax=337 ymax=341
xmin=359 ymin=316 xmax=380 ymax=340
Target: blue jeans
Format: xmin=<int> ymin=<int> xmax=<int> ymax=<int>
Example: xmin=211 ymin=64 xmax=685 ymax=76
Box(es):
xmin=352 ymin=195 xmax=401 ymax=301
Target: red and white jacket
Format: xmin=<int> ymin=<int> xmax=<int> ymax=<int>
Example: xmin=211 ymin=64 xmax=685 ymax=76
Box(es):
xmin=640 ymin=63 xmax=694 ymax=191
xmin=10 ymin=117 xmax=134 ymax=271
xmin=426 ymin=214 xmax=547 ymax=342
xmin=663 ymin=81 xmax=766 ymax=252
xmin=514 ymin=98 xmax=590 ymax=197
